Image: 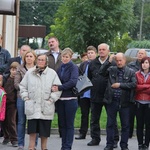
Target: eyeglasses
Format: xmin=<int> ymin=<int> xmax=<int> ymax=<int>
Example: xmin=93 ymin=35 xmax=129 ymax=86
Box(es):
xmin=37 ymin=59 xmax=46 ymax=62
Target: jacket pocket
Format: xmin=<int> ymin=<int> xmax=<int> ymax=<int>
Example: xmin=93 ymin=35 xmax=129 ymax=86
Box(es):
xmin=25 ymin=100 xmax=34 ymax=115
xmin=42 ymin=100 xmax=54 ymax=115
xmin=44 ymin=91 xmax=50 ymax=100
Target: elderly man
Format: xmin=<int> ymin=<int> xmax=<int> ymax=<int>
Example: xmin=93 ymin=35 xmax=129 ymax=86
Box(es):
xmin=127 ymin=49 xmax=147 ymax=138
xmin=87 ymin=43 xmax=116 ymax=146
xmin=104 ymin=53 xmax=136 ymax=150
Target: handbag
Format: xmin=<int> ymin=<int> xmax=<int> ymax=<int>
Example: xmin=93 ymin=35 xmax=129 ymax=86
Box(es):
xmin=73 ymin=73 xmax=93 ymax=96
xmin=0 ymin=88 xmax=6 ymax=121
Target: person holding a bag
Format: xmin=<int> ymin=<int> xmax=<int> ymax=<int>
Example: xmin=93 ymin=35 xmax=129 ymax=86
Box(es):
xmin=75 ymin=46 xmax=97 ymax=140
xmin=52 ymin=48 xmax=79 ymax=150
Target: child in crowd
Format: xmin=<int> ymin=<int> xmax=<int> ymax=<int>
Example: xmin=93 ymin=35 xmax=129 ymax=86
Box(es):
xmin=0 ymin=75 xmax=6 ymax=137
xmin=2 ymin=62 xmax=19 ymax=147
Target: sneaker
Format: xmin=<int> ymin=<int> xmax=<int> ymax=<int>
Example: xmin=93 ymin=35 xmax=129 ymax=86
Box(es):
xmin=18 ymin=146 xmax=24 ymax=150
xmin=12 ymin=141 xmax=18 ymax=147
xmin=2 ymin=139 xmax=10 ymax=145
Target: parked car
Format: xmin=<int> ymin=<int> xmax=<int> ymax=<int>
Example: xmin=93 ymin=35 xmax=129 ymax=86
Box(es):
xmin=34 ymin=49 xmax=49 ymax=55
xmin=124 ymin=48 xmax=150 ymax=58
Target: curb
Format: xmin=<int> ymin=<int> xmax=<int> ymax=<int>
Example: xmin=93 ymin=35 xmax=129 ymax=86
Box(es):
xmin=51 ymin=128 xmax=136 ymax=136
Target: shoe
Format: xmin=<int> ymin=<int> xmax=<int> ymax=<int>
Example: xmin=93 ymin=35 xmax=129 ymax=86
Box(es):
xmin=18 ymin=146 xmax=24 ymax=150
xmin=104 ymin=146 xmax=113 ymax=150
xmin=121 ymin=148 xmax=129 ymax=150
xmin=138 ymin=145 xmax=143 ymax=150
xmin=87 ymin=139 xmax=99 ymax=146
xmin=2 ymin=139 xmax=10 ymax=145
xmin=75 ymin=134 xmax=86 ymax=140
xmin=143 ymin=145 xmax=149 ymax=150
xmin=113 ymin=141 xmax=118 ymax=148
xmin=12 ymin=141 xmax=18 ymax=147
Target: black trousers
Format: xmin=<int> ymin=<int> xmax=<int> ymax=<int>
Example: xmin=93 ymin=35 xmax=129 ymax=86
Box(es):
xmin=136 ymin=102 xmax=150 ymax=147
xmin=79 ymin=98 xmax=90 ymax=135
xmin=90 ymin=102 xmax=119 ymax=143
xmin=129 ymin=103 xmax=136 ymax=138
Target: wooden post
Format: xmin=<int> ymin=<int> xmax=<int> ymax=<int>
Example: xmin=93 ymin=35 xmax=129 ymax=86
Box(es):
xmin=14 ymin=0 xmax=20 ymax=56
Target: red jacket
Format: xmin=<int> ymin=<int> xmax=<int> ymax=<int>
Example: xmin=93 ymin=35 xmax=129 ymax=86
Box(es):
xmin=135 ymin=71 xmax=150 ymax=101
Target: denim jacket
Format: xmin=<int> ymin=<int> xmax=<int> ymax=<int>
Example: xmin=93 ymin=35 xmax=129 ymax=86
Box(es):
xmin=0 ymin=47 xmax=11 ymax=74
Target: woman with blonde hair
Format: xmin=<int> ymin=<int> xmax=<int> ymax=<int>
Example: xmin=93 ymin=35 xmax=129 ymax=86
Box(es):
xmin=14 ymin=50 xmax=37 ymax=150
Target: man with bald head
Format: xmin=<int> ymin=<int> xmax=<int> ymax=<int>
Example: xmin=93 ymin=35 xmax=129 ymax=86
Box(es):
xmin=103 ymin=53 xmax=136 ymax=150
xmin=127 ymin=49 xmax=147 ymax=138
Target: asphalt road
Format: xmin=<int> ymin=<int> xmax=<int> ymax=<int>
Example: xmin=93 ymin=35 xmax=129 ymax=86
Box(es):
xmin=0 ymin=133 xmax=138 ymax=150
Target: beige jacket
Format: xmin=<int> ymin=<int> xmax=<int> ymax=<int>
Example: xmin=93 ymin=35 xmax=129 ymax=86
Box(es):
xmin=19 ymin=66 xmax=62 ymax=120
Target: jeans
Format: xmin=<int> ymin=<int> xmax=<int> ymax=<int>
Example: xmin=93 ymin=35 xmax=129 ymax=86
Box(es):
xmin=17 ymin=98 xmax=26 ymax=147
xmin=106 ymin=101 xmax=130 ymax=148
xmin=57 ymin=99 xmax=78 ymax=150
xmin=17 ymin=98 xmax=39 ymax=147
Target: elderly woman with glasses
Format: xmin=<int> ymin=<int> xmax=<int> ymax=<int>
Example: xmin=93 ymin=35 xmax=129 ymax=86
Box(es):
xmin=19 ymin=54 xmax=62 ymax=150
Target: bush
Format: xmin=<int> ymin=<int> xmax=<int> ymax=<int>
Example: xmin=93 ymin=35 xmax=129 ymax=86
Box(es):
xmin=128 ymin=40 xmax=150 ymax=48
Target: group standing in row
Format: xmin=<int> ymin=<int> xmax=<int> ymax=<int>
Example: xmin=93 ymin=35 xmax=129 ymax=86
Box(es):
xmin=0 ymin=35 xmax=150 ymax=150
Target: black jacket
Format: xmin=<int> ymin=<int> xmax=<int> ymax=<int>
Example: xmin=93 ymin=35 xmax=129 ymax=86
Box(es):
xmin=103 ymin=66 xmax=136 ymax=107
xmin=127 ymin=60 xmax=140 ymax=72
xmin=88 ymin=56 xmax=112 ymax=103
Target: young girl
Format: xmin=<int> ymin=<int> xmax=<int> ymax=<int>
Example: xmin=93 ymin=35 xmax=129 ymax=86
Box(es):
xmin=135 ymin=57 xmax=150 ymax=150
xmin=0 ymin=75 xmax=6 ymax=137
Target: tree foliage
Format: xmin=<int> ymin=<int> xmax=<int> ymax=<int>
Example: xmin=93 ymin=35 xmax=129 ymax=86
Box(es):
xmin=19 ymin=1 xmax=63 ymax=35
xmin=112 ymin=33 xmax=132 ymax=53
xmin=48 ymin=0 xmax=136 ymax=53
xmin=128 ymin=40 xmax=150 ymax=48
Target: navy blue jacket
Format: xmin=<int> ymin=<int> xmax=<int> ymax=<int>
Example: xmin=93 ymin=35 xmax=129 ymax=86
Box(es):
xmin=57 ymin=61 xmax=79 ymax=97
xmin=0 ymin=47 xmax=11 ymax=74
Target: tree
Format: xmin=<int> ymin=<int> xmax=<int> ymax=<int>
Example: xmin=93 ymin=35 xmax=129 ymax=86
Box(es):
xmin=48 ymin=0 xmax=136 ymax=53
xmin=19 ymin=1 xmax=63 ymax=34
xmin=130 ymin=0 xmax=150 ymax=40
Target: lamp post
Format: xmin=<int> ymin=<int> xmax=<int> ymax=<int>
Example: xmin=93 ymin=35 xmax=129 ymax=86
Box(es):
xmin=139 ymin=0 xmax=145 ymax=41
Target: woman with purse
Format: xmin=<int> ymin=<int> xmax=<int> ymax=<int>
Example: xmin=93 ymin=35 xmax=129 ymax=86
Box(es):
xmin=52 ymin=48 xmax=79 ymax=150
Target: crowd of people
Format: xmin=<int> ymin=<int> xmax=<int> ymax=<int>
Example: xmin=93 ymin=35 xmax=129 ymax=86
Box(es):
xmin=0 ymin=34 xmax=150 ymax=150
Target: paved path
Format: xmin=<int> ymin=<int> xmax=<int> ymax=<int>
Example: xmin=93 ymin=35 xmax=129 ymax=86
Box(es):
xmin=0 ymin=134 xmax=138 ymax=150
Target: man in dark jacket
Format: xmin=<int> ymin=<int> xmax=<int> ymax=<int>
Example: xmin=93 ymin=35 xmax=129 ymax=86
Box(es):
xmin=45 ymin=37 xmax=62 ymax=71
xmin=127 ymin=49 xmax=147 ymax=138
xmin=3 ymin=45 xmax=31 ymax=81
xmin=45 ymin=37 xmax=62 ymax=137
xmin=0 ymin=34 xmax=11 ymax=75
xmin=87 ymin=43 xmax=115 ymax=146
xmin=103 ymin=53 xmax=136 ymax=150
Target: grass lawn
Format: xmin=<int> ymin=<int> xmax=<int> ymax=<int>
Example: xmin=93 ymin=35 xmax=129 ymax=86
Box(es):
xmin=52 ymin=106 xmax=123 ymax=129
